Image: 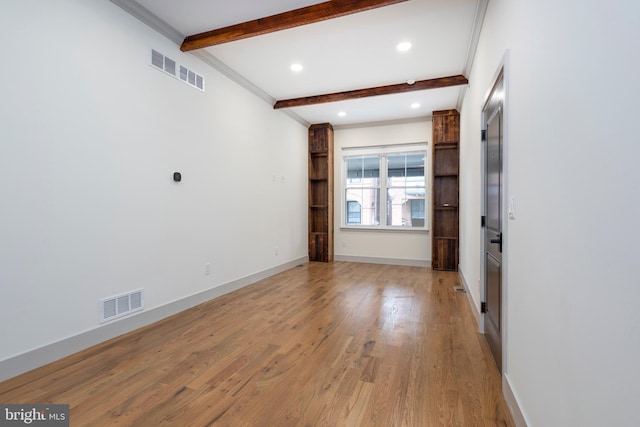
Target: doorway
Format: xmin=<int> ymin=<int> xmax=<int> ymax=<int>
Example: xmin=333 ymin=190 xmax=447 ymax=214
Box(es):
xmin=482 ymin=71 xmax=505 ymax=372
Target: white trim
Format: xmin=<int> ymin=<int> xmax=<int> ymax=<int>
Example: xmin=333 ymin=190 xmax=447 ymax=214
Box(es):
xmin=503 ymin=373 xmax=530 ymax=427
xmin=110 ymin=0 xmax=310 ymax=128
xmin=334 ymin=255 xmax=430 ymax=268
xmin=0 ymin=256 xmax=308 ymax=382
xmin=189 ymin=50 xmax=273 ymax=105
xmin=500 ymin=49 xmax=510 ymax=382
xmin=334 ymin=116 xmax=431 ymax=130
xmin=498 ymin=50 xmax=510 ymax=377
xmin=461 ymin=264 xmax=525 ymax=426
xmin=342 ymin=142 xmax=428 ymax=157
xmin=458 ymin=267 xmax=482 ymax=331
xmin=338 ymin=226 xmax=428 ymax=234
xmin=110 ymin=0 xmax=183 ymax=44
xmin=464 ymin=0 xmax=490 ymax=77
xmin=341 ymin=144 xmax=429 ymax=230
xmin=456 ymin=0 xmax=489 ymax=111
xmin=191 ymin=50 xmax=309 ymax=128
xmin=480 ymin=50 xmax=510 ymax=377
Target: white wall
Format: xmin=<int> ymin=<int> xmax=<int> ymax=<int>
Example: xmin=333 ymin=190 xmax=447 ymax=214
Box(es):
xmin=460 ymin=0 xmax=640 ymax=425
xmin=0 ymin=0 xmax=307 ymax=373
xmin=334 ymin=121 xmax=431 ymax=265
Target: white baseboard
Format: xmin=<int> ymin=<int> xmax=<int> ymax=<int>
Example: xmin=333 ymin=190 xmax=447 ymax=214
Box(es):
xmin=458 ymin=268 xmax=526 ymax=426
xmin=0 ymin=256 xmax=308 ymax=383
xmin=334 ymin=255 xmax=431 ymax=268
xmin=503 ymin=373 xmax=529 ymax=427
xmin=458 ymin=267 xmax=483 ymax=331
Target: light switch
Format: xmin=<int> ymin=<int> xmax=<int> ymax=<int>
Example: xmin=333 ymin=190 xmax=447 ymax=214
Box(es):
xmin=508 ymin=197 xmax=516 ymax=219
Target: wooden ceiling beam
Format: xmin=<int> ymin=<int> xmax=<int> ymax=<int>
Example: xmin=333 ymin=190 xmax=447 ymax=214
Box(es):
xmin=180 ymin=0 xmax=407 ymax=52
xmin=273 ymin=75 xmax=469 ymax=109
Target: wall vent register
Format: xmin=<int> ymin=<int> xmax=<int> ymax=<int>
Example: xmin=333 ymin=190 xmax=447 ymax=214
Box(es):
xmin=151 ymin=49 xmax=204 ymax=91
xmin=100 ymin=289 xmax=144 ymax=323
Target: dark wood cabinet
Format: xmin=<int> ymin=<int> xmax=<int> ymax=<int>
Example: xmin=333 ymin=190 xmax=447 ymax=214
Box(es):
xmin=432 ymin=110 xmax=459 ymax=271
xmin=308 ymin=123 xmax=334 ymax=262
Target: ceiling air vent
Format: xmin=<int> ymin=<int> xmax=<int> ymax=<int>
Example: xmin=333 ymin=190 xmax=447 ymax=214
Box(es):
xmin=151 ymin=49 xmax=204 ymax=91
xmin=100 ymin=289 xmax=144 ymax=323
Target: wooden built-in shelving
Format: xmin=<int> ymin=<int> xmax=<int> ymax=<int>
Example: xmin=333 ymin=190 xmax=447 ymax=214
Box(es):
xmin=432 ymin=110 xmax=460 ymax=271
xmin=308 ymin=123 xmax=334 ymax=262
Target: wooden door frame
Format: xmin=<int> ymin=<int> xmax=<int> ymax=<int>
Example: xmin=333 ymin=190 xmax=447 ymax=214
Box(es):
xmin=480 ymin=51 xmax=510 ymax=375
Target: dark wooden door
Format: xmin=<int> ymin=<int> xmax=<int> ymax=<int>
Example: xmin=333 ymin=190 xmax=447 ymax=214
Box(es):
xmin=483 ymin=75 xmax=504 ymax=371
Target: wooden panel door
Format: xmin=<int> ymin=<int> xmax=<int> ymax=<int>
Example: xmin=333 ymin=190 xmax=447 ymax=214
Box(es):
xmin=483 ymin=75 xmax=504 ymax=371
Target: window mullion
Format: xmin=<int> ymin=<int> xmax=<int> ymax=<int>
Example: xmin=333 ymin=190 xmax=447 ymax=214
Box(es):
xmin=380 ymin=155 xmax=388 ymax=227
xmin=343 ymin=147 xmax=426 ymax=229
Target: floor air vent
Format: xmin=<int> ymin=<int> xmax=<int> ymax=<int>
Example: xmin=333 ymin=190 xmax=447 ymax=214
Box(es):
xmin=100 ymin=289 xmax=143 ymax=323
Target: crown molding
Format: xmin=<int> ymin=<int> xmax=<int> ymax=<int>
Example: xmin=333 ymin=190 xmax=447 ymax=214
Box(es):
xmin=110 ymin=0 xmax=183 ymax=44
xmin=457 ymin=0 xmax=489 ymax=110
xmin=110 ymin=0 xmax=309 ymax=127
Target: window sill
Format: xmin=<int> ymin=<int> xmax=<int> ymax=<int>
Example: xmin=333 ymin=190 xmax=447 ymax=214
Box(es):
xmin=340 ymin=226 xmax=429 ymax=234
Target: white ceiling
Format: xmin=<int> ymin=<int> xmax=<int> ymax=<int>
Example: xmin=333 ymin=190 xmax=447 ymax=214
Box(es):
xmin=114 ymin=0 xmax=484 ymax=127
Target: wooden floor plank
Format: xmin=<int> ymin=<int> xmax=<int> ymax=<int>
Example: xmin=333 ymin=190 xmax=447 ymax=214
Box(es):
xmin=0 ymin=262 xmax=514 ymax=426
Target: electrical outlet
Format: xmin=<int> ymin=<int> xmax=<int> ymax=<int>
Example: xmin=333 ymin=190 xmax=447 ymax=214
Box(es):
xmin=204 ymin=263 xmax=211 ymax=275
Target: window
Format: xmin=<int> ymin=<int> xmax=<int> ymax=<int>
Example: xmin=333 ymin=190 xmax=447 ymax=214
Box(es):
xmin=343 ymin=144 xmax=427 ymax=229
xmin=346 ymin=201 xmax=362 ymax=225
xmin=345 ymin=156 xmax=380 ymax=226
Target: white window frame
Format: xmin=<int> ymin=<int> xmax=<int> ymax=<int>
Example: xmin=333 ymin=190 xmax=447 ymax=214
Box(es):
xmin=341 ymin=142 xmax=428 ymax=231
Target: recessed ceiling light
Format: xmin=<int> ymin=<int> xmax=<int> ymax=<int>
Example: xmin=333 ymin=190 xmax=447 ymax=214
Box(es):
xmin=396 ymin=41 xmax=412 ymax=52
xmin=290 ymin=63 xmax=303 ymax=72
xmin=338 ymin=111 xmax=346 ymax=117
xmin=411 ymin=102 xmax=421 ymax=109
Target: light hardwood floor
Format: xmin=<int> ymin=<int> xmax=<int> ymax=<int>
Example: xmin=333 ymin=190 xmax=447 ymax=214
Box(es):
xmin=0 ymin=262 xmax=514 ymax=426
